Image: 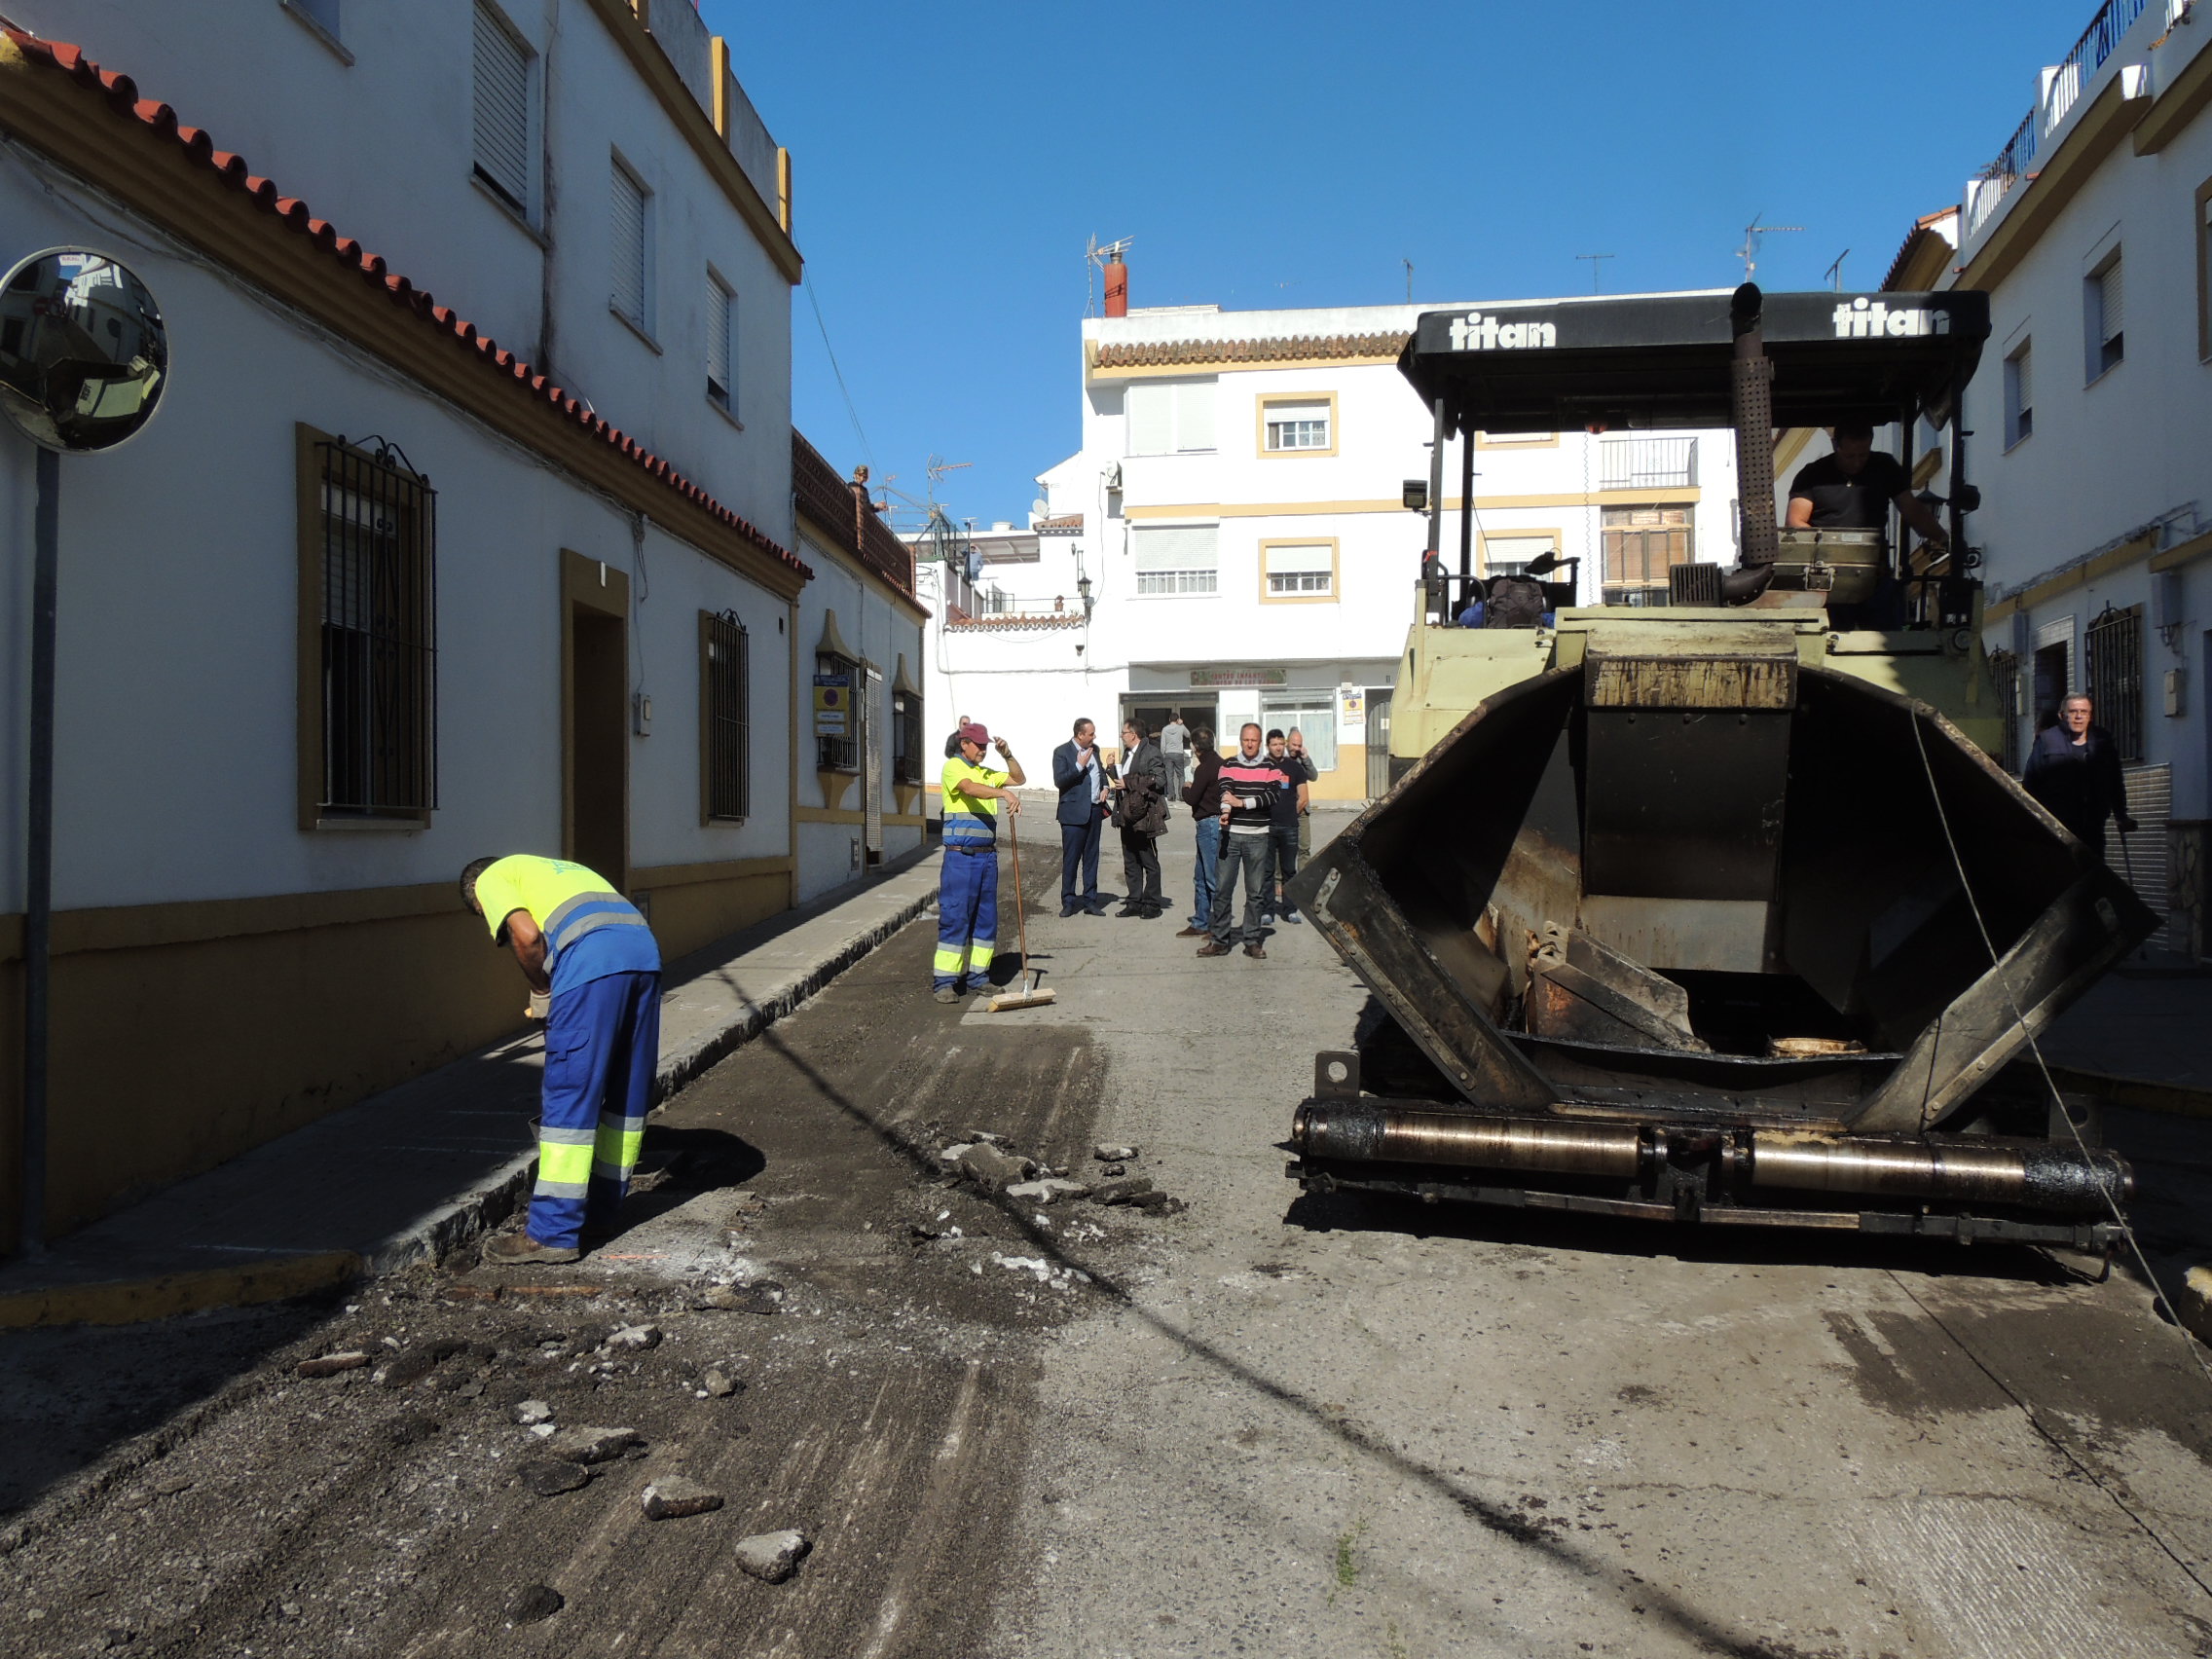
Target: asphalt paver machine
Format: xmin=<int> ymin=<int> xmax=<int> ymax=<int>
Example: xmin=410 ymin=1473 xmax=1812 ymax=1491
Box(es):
xmin=1285 ymin=284 xmax=2155 ymax=1250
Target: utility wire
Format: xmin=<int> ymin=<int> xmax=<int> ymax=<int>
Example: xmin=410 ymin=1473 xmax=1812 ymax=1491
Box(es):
xmin=803 ymin=268 xmax=873 ymax=470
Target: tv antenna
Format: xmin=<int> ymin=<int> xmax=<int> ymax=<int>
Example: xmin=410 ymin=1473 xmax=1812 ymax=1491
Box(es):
xmin=1736 ymin=212 xmax=1803 ymax=279
xmin=1086 ymin=234 xmax=1132 ymax=316
xmin=1575 ymin=252 xmax=1615 ymax=293
xmin=1823 ymin=248 xmax=1851 ymax=291
xmin=1403 ymin=257 xmax=1414 ymax=302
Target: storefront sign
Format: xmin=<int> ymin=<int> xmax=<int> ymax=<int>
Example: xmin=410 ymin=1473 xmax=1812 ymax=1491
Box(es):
xmin=1189 ymin=667 xmax=1287 ymax=688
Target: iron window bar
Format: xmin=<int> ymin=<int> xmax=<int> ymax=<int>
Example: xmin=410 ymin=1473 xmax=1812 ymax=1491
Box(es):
xmin=705 ymin=608 xmax=750 ymax=821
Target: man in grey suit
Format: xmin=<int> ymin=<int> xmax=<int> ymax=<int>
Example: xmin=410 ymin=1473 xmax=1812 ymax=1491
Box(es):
xmin=1109 ymin=718 xmax=1170 ymax=918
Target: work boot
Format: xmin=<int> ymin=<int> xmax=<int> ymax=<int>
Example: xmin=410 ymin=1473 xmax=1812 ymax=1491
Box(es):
xmin=934 ymin=986 xmax=961 ymax=1005
xmin=1176 ymin=925 xmax=1206 ymax=938
xmin=485 ymin=1231 xmax=580 ymax=1266
xmin=1242 ymin=942 xmax=1267 ymax=960
xmin=1195 ymin=940 xmax=1232 ymax=957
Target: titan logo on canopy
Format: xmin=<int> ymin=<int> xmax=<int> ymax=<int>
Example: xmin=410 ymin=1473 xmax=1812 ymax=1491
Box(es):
xmin=1832 ymin=296 xmax=1950 ymax=338
xmin=1447 ymin=312 xmax=1558 ymax=352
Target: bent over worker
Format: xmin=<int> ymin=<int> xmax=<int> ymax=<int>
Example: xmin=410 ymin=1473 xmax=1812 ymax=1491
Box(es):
xmin=937 ymin=722 xmax=1025 ymax=1004
xmin=461 ymin=855 xmax=662 ymax=1264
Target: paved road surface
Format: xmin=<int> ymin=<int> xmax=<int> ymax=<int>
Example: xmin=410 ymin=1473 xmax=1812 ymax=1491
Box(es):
xmin=5 ymin=811 xmax=2211 ymax=1658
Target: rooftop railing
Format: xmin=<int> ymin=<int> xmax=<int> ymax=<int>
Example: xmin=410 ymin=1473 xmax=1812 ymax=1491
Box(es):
xmin=1966 ymin=0 xmax=2150 ymax=238
xmin=1598 ymin=436 xmax=1698 ymax=493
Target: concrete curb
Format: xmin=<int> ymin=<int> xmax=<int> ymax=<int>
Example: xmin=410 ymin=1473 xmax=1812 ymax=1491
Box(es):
xmin=0 ymin=868 xmax=940 ymax=1329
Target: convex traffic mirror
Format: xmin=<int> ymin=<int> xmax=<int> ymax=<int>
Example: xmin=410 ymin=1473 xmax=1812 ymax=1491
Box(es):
xmin=0 ymin=247 xmax=168 ymax=453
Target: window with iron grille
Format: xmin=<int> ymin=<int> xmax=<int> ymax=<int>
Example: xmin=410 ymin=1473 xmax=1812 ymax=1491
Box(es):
xmin=1989 ymin=647 xmax=2023 ymax=772
xmin=1601 ymin=503 xmax=1692 ymax=606
xmin=311 ymin=435 xmax=437 ymax=820
xmin=893 ymin=689 xmax=923 ymax=784
xmin=701 ymin=609 xmax=749 ymax=822
xmin=816 ymin=648 xmax=858 ymax=772
xmin=2084 ymin=603 xmax=2145 ymax=761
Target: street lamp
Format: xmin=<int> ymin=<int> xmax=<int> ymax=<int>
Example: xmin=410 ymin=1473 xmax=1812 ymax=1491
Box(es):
xmin=0 ymin=247 xmax=170 ymax=1257
xmin=1076 ymin=571 xmax=1093 ymax=618
xmin=1401 ymin=479 xmax=1428 ymax=512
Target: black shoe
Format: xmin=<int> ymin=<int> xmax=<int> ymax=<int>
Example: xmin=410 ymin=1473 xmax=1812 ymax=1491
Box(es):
xmin=1084 ymin=900 xmax=1109 ymax=915
xmin=1116 ymin=905 xmax=1143 ymax=918
xmin=1059 ymin=904 xmax=1080 ymax=918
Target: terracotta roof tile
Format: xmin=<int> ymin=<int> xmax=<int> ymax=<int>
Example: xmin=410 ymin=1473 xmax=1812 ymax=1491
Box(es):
xmin=1093 ymin=331 xmax=1409 ymax=370
xmin=7 ymin=32 xmax=807 ymax=580
xmin=946 ymin=612 xmax=1086 ymax=632
xmin=1035 ymin=514 xmax=1083 ymax=535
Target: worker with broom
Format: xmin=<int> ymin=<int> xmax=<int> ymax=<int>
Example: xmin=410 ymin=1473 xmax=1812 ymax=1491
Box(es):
xmin=936 ymin=722 xmax=1025 ymax=1005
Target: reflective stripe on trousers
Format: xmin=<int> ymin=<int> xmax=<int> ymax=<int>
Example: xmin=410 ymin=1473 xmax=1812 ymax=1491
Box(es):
xmin=935 ymin=845 xmax=998 ymax=988
xmin=530 ymin=969 xmax=661 ymax=1249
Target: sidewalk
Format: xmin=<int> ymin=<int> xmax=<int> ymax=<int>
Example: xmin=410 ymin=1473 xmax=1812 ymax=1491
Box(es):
xmin=0 ymin=849 xmax=944 ymax=1329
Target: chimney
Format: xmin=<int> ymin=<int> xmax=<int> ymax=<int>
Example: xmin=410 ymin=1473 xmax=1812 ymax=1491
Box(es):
xmin=1104 ymin=254 xmax=1128 ymax=318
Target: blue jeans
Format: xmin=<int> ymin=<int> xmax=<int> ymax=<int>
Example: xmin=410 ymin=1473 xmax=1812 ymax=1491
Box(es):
xmin=1190 ymin=815 xmax=1221 ymax=929
xmin=1265 ymin=823 xmax=1300 ymax=915
xmin=531 ymin=970 xmax=661 ymax=1250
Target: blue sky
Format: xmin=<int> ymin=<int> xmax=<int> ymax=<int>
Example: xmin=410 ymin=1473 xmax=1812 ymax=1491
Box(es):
xmin=705 ymin=0 xmax=2102 ymax=529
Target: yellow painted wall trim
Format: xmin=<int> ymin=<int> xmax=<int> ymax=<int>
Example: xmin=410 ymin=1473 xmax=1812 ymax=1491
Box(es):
xmin=883 ymin=813 xmax=928 ymax=829
xmin=581 ymin=0 xmax=802 ymax=280
xmin=633 ymin=854 xmax=793 ymax=889
xmin=1961 ymin=73 xmax=2151 ymax=290
xmin=2152 ymin=527 xmax=2212 ymax=572
xmin=0 ymin=39 xmax=806 ymax=601
xmin=1773 ymin=427 xmax=1817 ymax=479
xmin=2136 ymin=31 xmax=2212 ymax=154
xmin=0 ymin=883 xmax=458 ymax=964
xmin=818 ymin=770 xmax=856 ymax=812
xmin=1989 ymin=533 xmax=2158 ymax=620
xmin=1124 ymin=487 xmax=1700 ymax=521
xmin=795 ymin=806 xmax=866 ymax=825
xmin=1911 ymin=447 xmax=1943 ymax=490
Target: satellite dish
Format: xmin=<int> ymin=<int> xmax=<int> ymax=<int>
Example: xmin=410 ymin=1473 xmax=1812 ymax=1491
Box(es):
xmin=1031 ymin=498 xmax=1049 ymax=519
xmin=0 ymin=247 xmax=168 ymax=453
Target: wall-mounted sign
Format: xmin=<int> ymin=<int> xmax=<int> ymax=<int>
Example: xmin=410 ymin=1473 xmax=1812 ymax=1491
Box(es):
xmin=1190 ymin=666 xmax=1287 ymax=688
xmin=813 ymin=674 xmax=849 ymax=736
xmin=1339 ymin=687 xmax=1365 ymax=720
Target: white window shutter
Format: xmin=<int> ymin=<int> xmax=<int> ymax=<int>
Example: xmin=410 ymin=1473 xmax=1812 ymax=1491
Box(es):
xmin=610 ymin=162 xmax=647 ymax=324
xmin=707 ymin=275 xmax=733 ymax=406
xmin=1483 ymin=534 xmax=1557 ymax=567
xmin=1263 ymin=543 xmax=1332 ymax=574
xmin=1131 ymin=526 xmax=1218 ymax=571
xmin=1126 ymin=384 xmax=1172 ymax=457
xmin=2099 ymin=261 xmax=2123 ymax=342
xmin=1174 ymin=382 xmax=1215 ymax=452
xmin=472 ymin=5 xmax=531 ymax=209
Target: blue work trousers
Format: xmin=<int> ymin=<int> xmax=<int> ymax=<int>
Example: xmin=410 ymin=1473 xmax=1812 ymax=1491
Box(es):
xmin=935 ymin=845 xmax=999 ymax=989
xmin=1190 ymin=815 xmax=1221 ymax=930
xmin=531 ymin=969 xmax=661 ymax=1250
xmin=1060 ymin=816 xmax=1103 ymax=908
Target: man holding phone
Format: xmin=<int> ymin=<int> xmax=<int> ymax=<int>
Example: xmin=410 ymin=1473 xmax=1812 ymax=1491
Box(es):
xmin=936 ymin=722 xmax=1026 ymax=1003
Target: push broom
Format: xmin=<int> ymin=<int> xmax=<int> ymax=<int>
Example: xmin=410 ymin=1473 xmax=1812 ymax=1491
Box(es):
xmin=988 ymin=810 xmax=1055 ymax=1011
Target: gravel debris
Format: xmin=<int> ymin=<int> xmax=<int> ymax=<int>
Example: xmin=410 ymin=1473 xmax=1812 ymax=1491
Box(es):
xmin=543 ymin=1425 xmax=641 ymax=1465
xmin=296 ymin=1351 xmax=370 ymax=1378
xmin=731 ymin=1529 xmax=810 ymax=1583
xmin=517 ymin=1460 xmax=592 ymax=1496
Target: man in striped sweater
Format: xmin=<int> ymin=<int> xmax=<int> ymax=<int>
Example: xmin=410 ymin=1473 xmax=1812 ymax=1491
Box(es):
xmin=1197 ymin=723 xmax=1281 ymax=960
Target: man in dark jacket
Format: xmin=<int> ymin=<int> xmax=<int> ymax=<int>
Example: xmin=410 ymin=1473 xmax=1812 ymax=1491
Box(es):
xmin=1179 ymin=728 xmax=1224 ymax=938
xmin=1261 ymin=729 xmax=1315 ymax=924
xmin=1110 ymin=718 xmax=1170 ymax=917
xmin=2023 ymin=692 xmax=2136 ymax=860
xmin=1051 ymin=718 xmax=1111 ymax=916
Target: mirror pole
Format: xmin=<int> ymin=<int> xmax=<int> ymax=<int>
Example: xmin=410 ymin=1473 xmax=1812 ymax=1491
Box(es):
xmin=21 ymin=446 xmax=57 ymax=1257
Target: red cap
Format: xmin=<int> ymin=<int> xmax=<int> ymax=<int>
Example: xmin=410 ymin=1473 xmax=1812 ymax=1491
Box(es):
xmin=959 ymin=722 xmax=990 ymax=746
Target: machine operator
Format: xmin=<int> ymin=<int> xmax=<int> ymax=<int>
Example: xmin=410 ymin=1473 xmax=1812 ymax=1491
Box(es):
xmin=1786 ymin=421 xmax=1950 ymax=552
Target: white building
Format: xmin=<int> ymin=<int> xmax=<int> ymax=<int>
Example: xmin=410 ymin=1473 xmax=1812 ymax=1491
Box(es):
xmin=0 ymin=3 xmax=840 ymax=1243
xmin=918 ymin=287 xmax=1737 ymax=803
xmin=1938 ymin=0 xmax=2212 ymax=955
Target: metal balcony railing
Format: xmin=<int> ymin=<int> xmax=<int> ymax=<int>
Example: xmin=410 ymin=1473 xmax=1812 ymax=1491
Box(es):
xmin=1598 ymin=436 xmax=1698 ymax=492
xmin=1967 ymin=0 xmax=2148 ymax=238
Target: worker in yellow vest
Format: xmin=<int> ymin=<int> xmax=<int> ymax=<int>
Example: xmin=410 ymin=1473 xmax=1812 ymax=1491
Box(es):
xmin=461 ymin=855 xmax=662 ymax=1264
xmin=936 ymin=722 xmax=1024 ymax=1002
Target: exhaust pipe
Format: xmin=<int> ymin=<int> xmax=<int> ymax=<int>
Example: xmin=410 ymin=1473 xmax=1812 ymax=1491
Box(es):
xmin=1291 ymin=1102 xmax=2131 ymax=1217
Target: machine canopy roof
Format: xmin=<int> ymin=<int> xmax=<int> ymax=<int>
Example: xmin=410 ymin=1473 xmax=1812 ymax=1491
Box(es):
xmin=1398 ymin=286 xmax=1989 ymax=435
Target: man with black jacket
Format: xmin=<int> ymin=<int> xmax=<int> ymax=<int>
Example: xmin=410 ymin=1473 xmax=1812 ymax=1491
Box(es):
xmin=1261 ymin=728 xmax=1315 ymax=924
xmin=1051 ymin=718 xmax=1111 ymax=916
xmin=2023 ymin=692 xmax=2136 ymax=860
xmin=1110 ymin=718 xmax=1169 ymax=917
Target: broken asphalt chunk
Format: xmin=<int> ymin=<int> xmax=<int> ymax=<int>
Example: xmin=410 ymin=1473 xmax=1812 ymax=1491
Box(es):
xmin=544 ymin=1425 xmax=641 ymax=1464
xmin=504 ymin=1584 xmax=565 ymax=1624
xmin=697 ymin=1282 xmax=784 ymax=1314
xmin=700 ymin=1367 xmax=739 ymax=1398
xmin=1088 ymin=1176 xmax=1155 ymax=1205
xmin=374 ymin=1339 xmax=466 ymax=1388
xmin=606 ymin=1324 xmax=662 ymax=1352
xmin=1093 ymin=1145 xmax=1138 ymax=1162
xmin=517 ymin=1460 xmax=591 ymax=1496
xmin=958 ymin=1144 xmax=1033 ymax=1193
xmin=641 ymin=1477 xmax=724 ymax=1520
xmin=511 ymin=1399 xmax=555 ymax=1426
xmin=1005 ymin=1178 xmax=1090 ymax=1204
xmin=732 ymin=1529 xmax=810 ymax=1583
xmin=296 ymin=1351 xmax=370 ymax=1379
